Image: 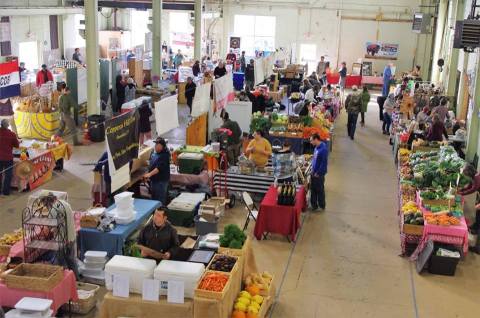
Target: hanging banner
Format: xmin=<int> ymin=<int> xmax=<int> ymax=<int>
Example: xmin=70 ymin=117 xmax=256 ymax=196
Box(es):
xmin=365 ymin=42 xmax=399 ymax=60
xmin=254 ymin=58 xmax=265 ymax=85
xmin=155 ymin=95 xmax=179 ymax=135
xmin=0 ymin=60 xmax=21 ymax=99
xmin=105 ymin=110 xmax=140 ymax=171
xmin=191 ymin=82 xmax=211 ymax=117
xmin=214 ymin=73 xmax=234 ymax=111
xmin=29 ymin=151 xmax=55 ymax=191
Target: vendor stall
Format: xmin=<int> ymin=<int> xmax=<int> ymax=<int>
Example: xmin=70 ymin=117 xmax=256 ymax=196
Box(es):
xmin=254 ymin=185 xmax=306 ymax=241
xmin=77 ymin=198 xmax=161 ymax=259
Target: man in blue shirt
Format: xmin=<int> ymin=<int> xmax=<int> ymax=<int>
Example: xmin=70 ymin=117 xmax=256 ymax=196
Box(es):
xmin=382 ymin=63 xmax=393 ymax=97
xmin=310 ymin=133 xmax=328 ymax=211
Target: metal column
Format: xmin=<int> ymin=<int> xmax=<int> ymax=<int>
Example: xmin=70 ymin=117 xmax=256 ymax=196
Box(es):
xmin=85 ymin=0 xmax=100 ymax=115
xmin=194 ymin=0 xmax=202 ymax=60
xmin=152 ymin=0 xmax=163 ymax=87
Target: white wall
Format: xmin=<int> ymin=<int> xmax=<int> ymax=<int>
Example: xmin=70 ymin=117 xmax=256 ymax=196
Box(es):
xmin=9 ymin=15 xmax=51 ymax=69
xmin=218 ymin=0 xmax=422 ymax=74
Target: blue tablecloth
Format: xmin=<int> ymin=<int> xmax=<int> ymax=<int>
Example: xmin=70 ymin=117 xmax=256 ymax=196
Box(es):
xmin=267 ymin=135 xmax=305 ymax=155
xmin=78 ymin=198 xmax=161 ymax=259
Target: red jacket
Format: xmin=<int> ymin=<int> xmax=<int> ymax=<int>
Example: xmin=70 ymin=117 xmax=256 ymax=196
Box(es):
xmin=0 ymin=128 xmax=19 ymax=161
xmin=36 ymin=70 xmax=54 ymax=87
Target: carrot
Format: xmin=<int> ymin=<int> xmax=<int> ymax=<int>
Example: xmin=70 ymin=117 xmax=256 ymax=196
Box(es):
xmin=199 ymin=272 xmax=229 ymax=292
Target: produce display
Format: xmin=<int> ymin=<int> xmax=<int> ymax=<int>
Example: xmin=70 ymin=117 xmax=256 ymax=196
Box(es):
xmin=420 ymin=189 xmax=450 ymax=201
xmin=220 ymin=224 xmax=247 ymax=249
xmin=277 ymin=183 xmax=296 ymax=206
xmin=412 ymin=139 xmax=445 ymax=149
xmin=402 ymin=201 xmax=424 ymax=226
xmin=198 ymin=272 xmax=229 ymax=292
xmin=232 ymin=289 xmax=264 ymax=318
xmin=250 ymin=112 xmax=271 ymax=134
xmin=424 ymin=213 xmax=461 ymax=226
xmin=208 ymin=255 xmax=237 ymax=272
xmin=244 ymin=272 xmax=273 ymax=295
xmin=0 ymin=229 xmax=23 ymax=246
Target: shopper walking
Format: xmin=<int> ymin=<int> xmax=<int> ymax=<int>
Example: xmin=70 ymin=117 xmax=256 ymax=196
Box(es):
xmin=115 ymin=75 xmax=126 ymax=113
xmin=382 ymin=93 xmax=395 ymax=135
xmin=338 ymin=62 xmax=347 ymax=92
xmin=245 ymin=59 xmax=255 ymax=91
xmin=345 ymin=86 xmax=362 ymax=140
xmin=240 ymin=51 xmax=247 ymax=72
xmin=377 ymin=95 xmax=386 ymax=121
xmin=56 ymin=87 xmax=80 ymax=145
xmin=360 ymin=86 xmax=370 ymax=127
xmin=316 ymin=56 xmax=327 ymax=84
xmin=310 ymin=133 xmax=328 ymax=211
xmin=0 ymin=119 xmax=19 ymax=196
xmin=185 ymin=77 xmax=196 ymax=114
xmin=173 ymin=50 xmax=184 ymax=69
xmin=382 ymin=63 xmax=393 ymax=96
xmin=138 ymin=100 xmax=153 ymax=145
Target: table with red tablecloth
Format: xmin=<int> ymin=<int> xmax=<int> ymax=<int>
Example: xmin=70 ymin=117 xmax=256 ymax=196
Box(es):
xmin=325 ymin=73 xmax=362 ymax=88
xmin=361 ymin=76 xmax=384 ymax=86
xmin=0 ymin=270 xmax=78 ymax=314
xmin=254 ymin=185 xmax=306 ymax=241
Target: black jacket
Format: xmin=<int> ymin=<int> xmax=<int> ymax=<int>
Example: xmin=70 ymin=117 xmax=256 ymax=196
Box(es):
xmin=214 ymin=66 xmax=227 ymax=79
xmin=245 ymin=64 xmax=254 ymax=81
xmin=185 ymin=82 xmax=196 ymax=99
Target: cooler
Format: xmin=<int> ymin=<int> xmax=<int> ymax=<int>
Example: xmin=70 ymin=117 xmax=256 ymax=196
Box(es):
xmin=178 ymin=152 xmax=205 ymax=175
xmin=153 ymin=260 xmax=205 ymax=298
xmin=105 ymin=255 xmax=157 ymax=294
xmin=167 ymin=193 xmax=205 ymax=227
xmin=233 ymin=72 xmax=245 ymax=91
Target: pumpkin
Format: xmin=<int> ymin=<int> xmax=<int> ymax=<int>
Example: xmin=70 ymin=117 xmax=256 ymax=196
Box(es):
xmin=246 ymin=313 xmax=258 ymax=318
xmin=232 ymin=310 xmax=246 ymax=318
xmin=245 ymin=284 xmax=260 ymax=296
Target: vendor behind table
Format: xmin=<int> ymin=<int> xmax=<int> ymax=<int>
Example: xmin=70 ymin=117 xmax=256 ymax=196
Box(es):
xmin=143 ymin=137 xmax=171 ymax=205
xmin=246 ymin=130 xmax=272 ymax=168
xmin=221 ymin=112 xmax=242 ymax=165
xmin=137 ymin=207 xmax=180 ymax=261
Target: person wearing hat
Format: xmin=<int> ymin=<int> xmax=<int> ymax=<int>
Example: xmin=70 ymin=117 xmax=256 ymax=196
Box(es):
xmin=345 ymin=85 xmax=362 ymax=140
xmin=36 ymin=64 xmax=53 ymax=87
xmin=0 ymin=119 xmax=19 ymax=196
xmin=144 ymin=138 xmax=171 ymax=205
xmin=310 ymin=133 xmax=328 ymax=211
xmin=125 ymin=77 xmax=136 ymax=103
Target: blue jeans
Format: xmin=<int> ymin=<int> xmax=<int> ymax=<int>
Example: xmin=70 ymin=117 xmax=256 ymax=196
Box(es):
xmin=311 ymin=174 xmax=326 ymax=209
xmin=382 ymin=81 xmax=390 ymax=96
xmin=0 ymin=160 xmax=13 ymax=195
xmin=151 ymin=180 xmax=169 ymax=205
xmin=347 ymin=113 xmax=359 ymax=139
xmin=383 ymin=112 xmax=392 ymax=133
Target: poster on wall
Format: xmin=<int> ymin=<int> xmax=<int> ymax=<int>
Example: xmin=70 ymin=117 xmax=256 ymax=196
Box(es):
xmin=0 ymin=60 xmax=20 ymax=99
xmin=365 ymin=42 xmax=399 ymax=60
xmin=29 ymin=151 xmax=55 ymax=191
xmin=362 ymin=62 xmax=373 ymax=76
xmin=105 ymin=110 xmax=140 ymax=171
xmin=229 ymin=37 xmax=241 ymax=49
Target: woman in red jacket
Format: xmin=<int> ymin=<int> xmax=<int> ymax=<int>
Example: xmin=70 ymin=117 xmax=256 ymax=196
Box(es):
xmin=36 ymin=64 xmax=53 ymax=87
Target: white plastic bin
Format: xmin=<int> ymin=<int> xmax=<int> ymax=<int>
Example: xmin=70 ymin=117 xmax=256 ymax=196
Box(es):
xmin=105 ymin=255 xmax=157 ymax=294
xmin=153 ymin=260 xmax=205 ymax=298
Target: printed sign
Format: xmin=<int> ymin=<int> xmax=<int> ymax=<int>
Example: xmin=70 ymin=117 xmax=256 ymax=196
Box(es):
xmin=29 ymin=151 xmax=56 ymax=191
xmin=105 ymin=110 xmax=140 ymax=170
xmin=0 ymin=60 xmax=20 ymax=99
xmin=365 ymin=42 xmax=399 ymax=60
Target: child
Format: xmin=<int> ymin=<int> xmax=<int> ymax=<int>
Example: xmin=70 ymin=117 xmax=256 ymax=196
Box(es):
xmin=360 ymin=86 xmax=370 ymax=127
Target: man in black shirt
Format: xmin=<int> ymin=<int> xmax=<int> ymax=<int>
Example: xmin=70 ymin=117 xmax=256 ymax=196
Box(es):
xmin=138 ymin=208 xmax=179 ymax=261
xmin=185 ymin=77 xmax=196 ymax=114
xmin=214 ymin=61 xmax=227 ymax=79
xmin=143 ymin=137 xmax=170 ymax=205
xmin=245 ymin=59 xmax=255 ymax=91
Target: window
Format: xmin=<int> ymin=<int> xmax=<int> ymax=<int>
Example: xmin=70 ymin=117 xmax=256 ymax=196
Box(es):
xmin=234 ymin=15 xmax=276 ymax=56
xmin=300 ymin=44 xmax=317 ymax=74
xmin=130 ymin=10 xmax=149 ymax=47
xmin=19 ymin=41 xmax=38 ymax=70
xmin=169 ymin=12 xmax=194 ymax=58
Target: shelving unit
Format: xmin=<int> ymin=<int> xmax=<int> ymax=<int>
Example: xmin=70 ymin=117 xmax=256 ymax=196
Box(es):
xmin=22 ymin=194 xmax=68 ymax=265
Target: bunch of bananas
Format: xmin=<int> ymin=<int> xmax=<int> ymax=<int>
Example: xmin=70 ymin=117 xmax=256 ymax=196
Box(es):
xmin=0 ymin=229 xmax=23 ymax=246
xmin=401 ymin=201 xmax=420 ymax=215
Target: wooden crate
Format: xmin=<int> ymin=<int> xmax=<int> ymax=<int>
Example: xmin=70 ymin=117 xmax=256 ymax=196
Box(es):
xmin=206 ymin=254 xmax=239 ymax=275
xmin=186 ymin=113 xmax=207 ymax=146
xmin=402 ymin=224 xmax=424 ymax=236
xmin=195 ymin=271 xmax=231 ymax=300
xmin=218 ymin=237 xmax=250 ymax=258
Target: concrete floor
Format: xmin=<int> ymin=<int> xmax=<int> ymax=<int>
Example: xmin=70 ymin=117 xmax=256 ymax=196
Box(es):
xmin=1 ymin=99 xmax=479 ymax=317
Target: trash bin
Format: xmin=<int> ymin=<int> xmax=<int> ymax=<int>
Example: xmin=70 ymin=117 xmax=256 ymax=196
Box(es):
xmin=233 ymin=72 xmax=245 ymax=91
xmin=88 ymin=115 xmax=105 ymax=142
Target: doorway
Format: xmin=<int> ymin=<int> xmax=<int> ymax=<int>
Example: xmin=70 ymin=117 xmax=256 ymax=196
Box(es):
xmin=18 ymin=41 xmax=39 ymax=71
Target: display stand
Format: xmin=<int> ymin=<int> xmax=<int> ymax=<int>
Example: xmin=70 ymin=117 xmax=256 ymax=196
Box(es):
xmin=22 ymin=194 xmax=69 ymax=264
xmin=186 ymin=113 xmax=207 ymax=146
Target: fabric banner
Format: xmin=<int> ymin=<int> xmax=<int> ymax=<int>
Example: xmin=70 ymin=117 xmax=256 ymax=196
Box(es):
xmin=191 ymin=82 xmax=211 ymax=118
xmin=0 ymin=60 xmax=20 ymax=99
xmin=105 ymin=110 xmax=140 ymax=171
xmin=365 ymin=42 xmax=399 ymax=60
xmin=214 ymin=73 xmax=234 ymax=111
xmin=155 ymin=95 xmax=179 ymax=135
xmin=29 ymin=151 xmax=55 ymax=191
xmin=254 ymin=58 xmax=265 ymax=85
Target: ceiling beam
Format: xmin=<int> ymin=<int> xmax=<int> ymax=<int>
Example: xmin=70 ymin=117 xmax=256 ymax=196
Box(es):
xmin=0 ymin=7 xmax=83 ymax=15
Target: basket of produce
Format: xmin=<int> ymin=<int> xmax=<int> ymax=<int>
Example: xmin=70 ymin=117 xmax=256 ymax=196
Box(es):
xmin=401 ymin=201 xmax=424 ymax=236
xmin=232 ymin=289 xmax=269 ymax=318
xmin=418 ymin=189 xmax=455 ymax=207
xmin=207 ymin=254 xmax=238 ymax=273
xmin=195 ymin=271 xmax=230 ymax=300
xmin=245 ymin=271 xmax=274 ymax=297
xmin=218 ymin=225 xmax=247 ymax=256
xmin=4 ymin=263 xmax=63 ymax=292
xmin=0 ymin=229 xmax=23 ymax=256
xmin=68 ymin=282 xmax=100 ymax=314
xmin=80 ymin=215 xmax=100 ymax=228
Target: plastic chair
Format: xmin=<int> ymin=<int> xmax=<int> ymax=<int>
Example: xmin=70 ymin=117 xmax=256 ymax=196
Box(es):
xmin=242 ymin=191 xmax=259 ymax=232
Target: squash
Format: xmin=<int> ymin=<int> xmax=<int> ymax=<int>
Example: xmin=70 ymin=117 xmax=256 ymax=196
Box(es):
xmin=232 ymin=310 xmax=246 ymax=318
xmin=246 ymin=284 xmax=260 ymax=296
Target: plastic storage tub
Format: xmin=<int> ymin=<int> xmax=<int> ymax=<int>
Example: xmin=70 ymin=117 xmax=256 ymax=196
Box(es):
xmin=154 ymin=260 xmax=205 ymax=298
xmin=194 ymin=215 xmax=219 ymax=235
xmin=105 ymin=255 xmax=157 ymax=294
xmin=428 ymin=246 xmax=461 ymax=276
